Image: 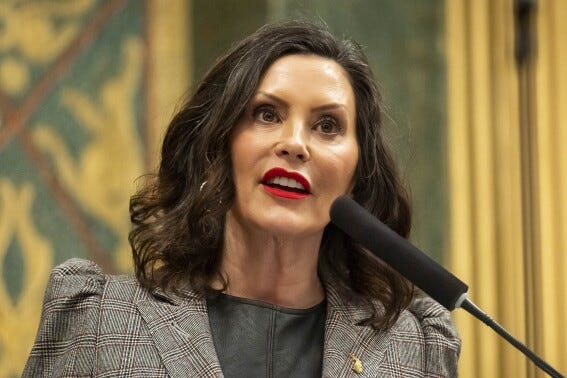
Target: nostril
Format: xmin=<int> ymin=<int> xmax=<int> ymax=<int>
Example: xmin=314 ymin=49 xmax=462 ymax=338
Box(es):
xmin=276 ymin=146 xmax=308 ymax=161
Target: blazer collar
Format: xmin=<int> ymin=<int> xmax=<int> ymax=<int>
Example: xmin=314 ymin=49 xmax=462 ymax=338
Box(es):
xmin=137 ymin=283 xmax=391 ymax=378
xmin=322 ymin=282 xmax=391 ymax=377
xmin=136 ymin=287 xmax=223 ymax=378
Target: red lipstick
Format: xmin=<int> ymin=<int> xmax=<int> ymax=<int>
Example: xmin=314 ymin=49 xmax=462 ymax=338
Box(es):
xmin=261 ymin=167 xmax=311 ymax=199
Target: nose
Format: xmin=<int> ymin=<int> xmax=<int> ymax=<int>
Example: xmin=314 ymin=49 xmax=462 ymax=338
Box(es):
xmin=275 ymin=120 xmax=310 ymax=162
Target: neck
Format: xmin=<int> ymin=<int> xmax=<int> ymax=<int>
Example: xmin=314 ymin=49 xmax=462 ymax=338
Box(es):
xmin=217 ymin=211 xmax=325 ymax=309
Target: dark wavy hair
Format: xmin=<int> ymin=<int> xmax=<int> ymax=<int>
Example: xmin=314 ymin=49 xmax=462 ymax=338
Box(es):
xmin=130 ymin=20 xmax=413 ymax=329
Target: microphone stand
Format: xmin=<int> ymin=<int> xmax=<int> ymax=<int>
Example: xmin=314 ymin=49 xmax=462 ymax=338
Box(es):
xmin=457 ymin=295 xmax=564 ymax=378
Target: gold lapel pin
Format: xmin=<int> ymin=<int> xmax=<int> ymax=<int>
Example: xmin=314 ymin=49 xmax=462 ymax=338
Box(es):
xmin=348 ymin=352 xmax=363 ymax=374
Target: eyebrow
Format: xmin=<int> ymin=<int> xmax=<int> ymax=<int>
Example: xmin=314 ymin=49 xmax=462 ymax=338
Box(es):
xmin=255 ymin=91 xmax=348 ymax=112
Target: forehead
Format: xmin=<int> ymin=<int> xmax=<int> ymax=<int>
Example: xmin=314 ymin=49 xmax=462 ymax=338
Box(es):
xmin=261 ymin=54 xmax=351 ymax=81
xmin=256 ymin=54 xmax=356 ymax=106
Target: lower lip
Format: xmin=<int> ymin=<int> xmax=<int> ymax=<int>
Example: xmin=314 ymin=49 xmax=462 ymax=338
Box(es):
xmin=262 ymin=184 xmax=310 ymax=199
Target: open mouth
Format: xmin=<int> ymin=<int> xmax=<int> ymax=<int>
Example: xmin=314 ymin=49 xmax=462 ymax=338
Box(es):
xmin=263 ymin=176 xmax=308 ymax=193
xmin=261 ymin=168 xmax=311 ymax=199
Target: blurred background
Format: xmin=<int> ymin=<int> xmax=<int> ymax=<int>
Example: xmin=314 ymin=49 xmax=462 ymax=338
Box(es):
xmin=0 ymin=0 xmax=564 ymax=376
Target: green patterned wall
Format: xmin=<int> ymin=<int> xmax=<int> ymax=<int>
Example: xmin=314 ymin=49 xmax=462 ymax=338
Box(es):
xmin=0 ymin=1 xmax=147 ymax=375
xmin=0 ymin=1 xmax=446 ymax=375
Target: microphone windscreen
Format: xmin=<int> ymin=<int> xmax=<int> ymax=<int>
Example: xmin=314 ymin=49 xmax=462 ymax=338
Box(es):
xmin=330 ymin=196 xmax=468 ymax=310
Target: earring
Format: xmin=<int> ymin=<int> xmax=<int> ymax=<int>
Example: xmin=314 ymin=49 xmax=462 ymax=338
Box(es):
xmin=199 ymin=181 xmax=207 ymax=192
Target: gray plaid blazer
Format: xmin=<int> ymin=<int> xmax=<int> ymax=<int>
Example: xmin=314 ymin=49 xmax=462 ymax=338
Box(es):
xmin=24 ymin=259 xmax=460 ymax=377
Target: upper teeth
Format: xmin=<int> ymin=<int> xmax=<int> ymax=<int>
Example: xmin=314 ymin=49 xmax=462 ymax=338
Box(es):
xmin=268 ymin=176 xmax=305 ymax=190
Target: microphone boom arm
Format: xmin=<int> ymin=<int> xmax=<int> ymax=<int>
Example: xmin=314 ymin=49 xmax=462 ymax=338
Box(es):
xmin=330 ymin=196 xmax=564 ymax=378
xmin=459 ymin=296 xmax=563 ymax=378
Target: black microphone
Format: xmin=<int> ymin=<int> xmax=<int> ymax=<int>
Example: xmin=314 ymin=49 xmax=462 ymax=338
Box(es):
xmin=329 ymin=196 xmax=564 ymax=378
xmin=329 ymin=195 xmax=468 ymax=310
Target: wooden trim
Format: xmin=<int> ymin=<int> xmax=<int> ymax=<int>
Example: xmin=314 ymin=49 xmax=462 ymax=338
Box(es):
xmin=146 ymin=0 xmax=191 ymax=169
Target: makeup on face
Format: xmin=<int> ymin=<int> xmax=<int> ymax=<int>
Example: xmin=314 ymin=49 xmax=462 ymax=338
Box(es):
xmin=228 ymin=54 xmax=359 ymax=237
xmin=261 ymin=167 xmax=311 ymax=200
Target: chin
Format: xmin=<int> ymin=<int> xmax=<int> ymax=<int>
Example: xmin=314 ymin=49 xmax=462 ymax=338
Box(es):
xmin=230 ymin=201 xmax=326 ymax=238
xmin=256 ymin=216 xmax=325 ymax=238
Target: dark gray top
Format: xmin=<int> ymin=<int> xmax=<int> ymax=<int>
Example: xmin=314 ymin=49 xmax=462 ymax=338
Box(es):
xmin=207 ymin=293 xmax=326 ymax=378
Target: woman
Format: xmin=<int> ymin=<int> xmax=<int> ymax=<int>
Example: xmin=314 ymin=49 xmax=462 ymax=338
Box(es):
xmin=25 ymin=21 xmax=460 ymax=377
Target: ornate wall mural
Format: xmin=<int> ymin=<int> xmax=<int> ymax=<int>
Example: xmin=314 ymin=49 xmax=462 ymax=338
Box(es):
xmin=0 ymin=1 xmax=156 ymax=375
xmin=32 ymin=36 xmax=144 ymax=272
xmin=0 ymin=180 xmax=52 ymax=376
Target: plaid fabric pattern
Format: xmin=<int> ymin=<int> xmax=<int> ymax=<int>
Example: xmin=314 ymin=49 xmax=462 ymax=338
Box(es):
xmin=24 ymin=259 xmax=460 ymax=377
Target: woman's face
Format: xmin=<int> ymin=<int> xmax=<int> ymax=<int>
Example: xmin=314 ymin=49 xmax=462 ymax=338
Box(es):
xmin=229 ymin=54 xmax=359 ymax=238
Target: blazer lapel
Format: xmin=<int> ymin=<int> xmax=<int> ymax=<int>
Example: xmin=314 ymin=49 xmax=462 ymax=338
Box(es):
xmin=322 ymin=284 xmax=391 ymax=378
xmin=136 ymin=288 xmax=223 ymax=378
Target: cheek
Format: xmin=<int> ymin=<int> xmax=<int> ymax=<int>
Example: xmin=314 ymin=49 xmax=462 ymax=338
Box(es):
xmin=230 ymin=151 xmax=247 ymax=197
xmin=322 ymin=145 xmax=359 ymax=195
xmin=341 ymin=143 xmax=359 ymax=189
xmin=230 ymin=128 xmax=267 ymax=197
xmin=230 ymin=130 xmax=253 ymax=176
xmin=347 ymin=150 xmax=360 ymax=191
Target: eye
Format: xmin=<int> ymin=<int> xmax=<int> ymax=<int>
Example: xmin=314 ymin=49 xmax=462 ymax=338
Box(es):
xmin=315 ymin=116 xmax=342 ymax=135
xmin=253 ymin=104 xmax=280 ymax=124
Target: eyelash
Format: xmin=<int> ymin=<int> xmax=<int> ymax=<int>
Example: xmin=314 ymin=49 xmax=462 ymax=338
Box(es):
xmin=252 ymin=104 xmax=280 ymax=123
xmin=315 ymin=116 xmax=342 ymax=135
xmin=251 ymin=104 xmax=343 ymax=135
